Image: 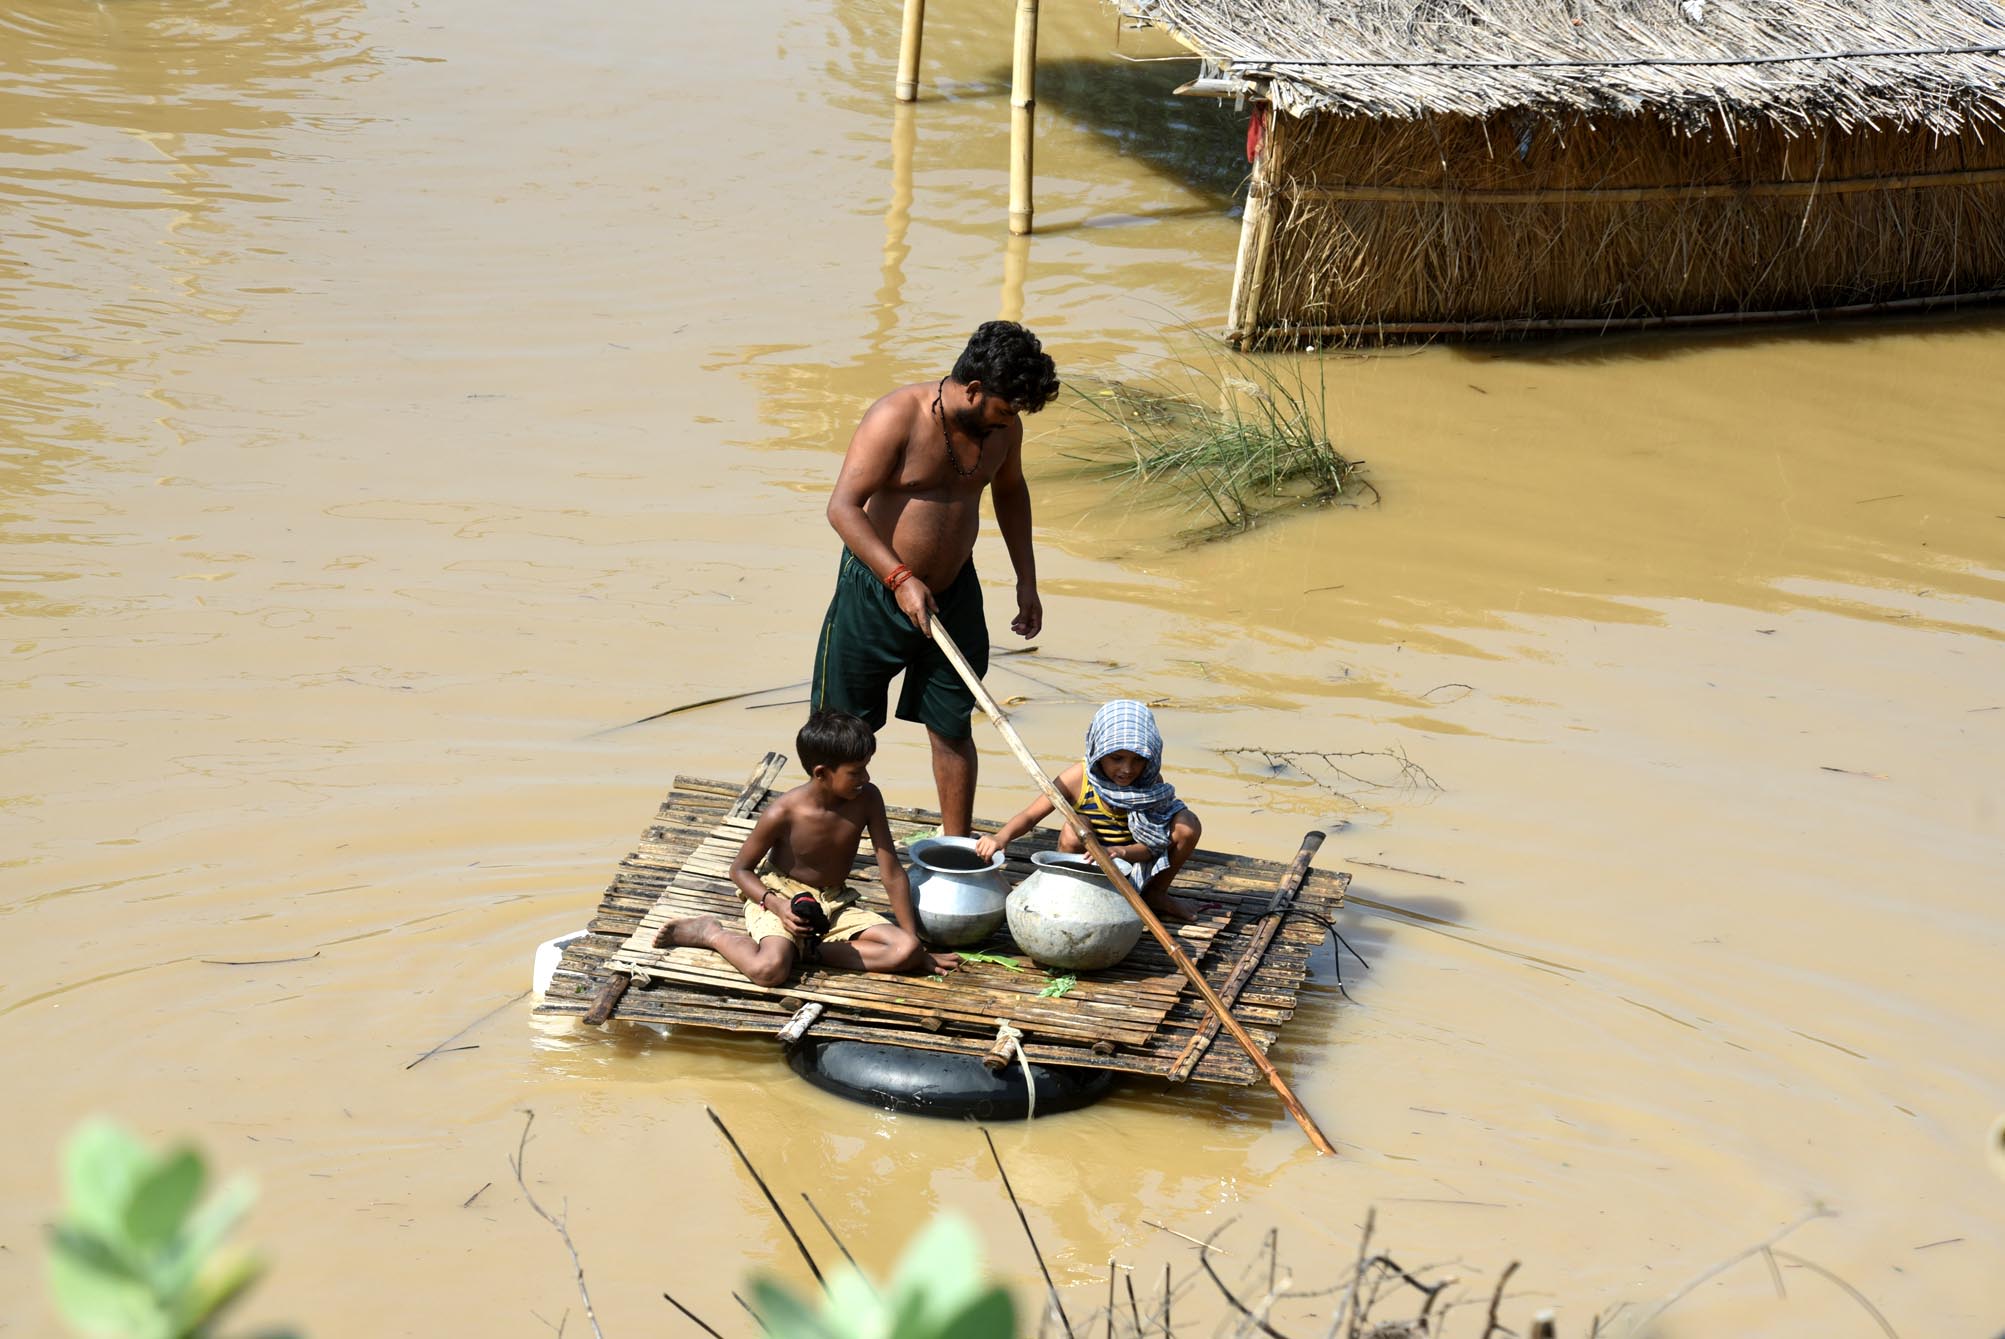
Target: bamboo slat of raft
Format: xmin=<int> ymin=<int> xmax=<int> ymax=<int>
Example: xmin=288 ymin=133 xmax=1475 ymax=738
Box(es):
xmin=632 ymin=949 xmax=1173 ymax=1045
xmin=537 ymin=773 xmax=1346 ymax=1083
xmin=546 ymin=903 xmax=1343 ymax=1081
xmin=612 ymin=914 xmax=1226 ymax=1046
xmin=605 ymin=803 xmax=1237 ymax=1044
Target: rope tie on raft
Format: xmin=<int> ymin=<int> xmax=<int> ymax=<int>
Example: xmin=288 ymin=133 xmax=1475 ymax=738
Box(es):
xmin=994 ymin=1020 xmax=1035 ymax=1122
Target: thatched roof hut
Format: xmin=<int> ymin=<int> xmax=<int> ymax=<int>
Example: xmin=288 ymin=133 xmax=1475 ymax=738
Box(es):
xmin=1125 ymin=0 xmax=2005 ymax=342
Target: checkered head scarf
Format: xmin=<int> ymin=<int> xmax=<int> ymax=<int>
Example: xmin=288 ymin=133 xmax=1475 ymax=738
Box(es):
xmin=1084 ymin=700 xmax=1186 ymax=850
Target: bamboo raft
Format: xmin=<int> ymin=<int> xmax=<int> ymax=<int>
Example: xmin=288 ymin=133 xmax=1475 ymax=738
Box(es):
xmin=536 ymin=756 xmax=1347 ymax=1086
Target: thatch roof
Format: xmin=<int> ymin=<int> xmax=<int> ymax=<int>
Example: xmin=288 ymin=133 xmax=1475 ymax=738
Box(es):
xmin=1126 ymin=0 xmax=2005 ymax=131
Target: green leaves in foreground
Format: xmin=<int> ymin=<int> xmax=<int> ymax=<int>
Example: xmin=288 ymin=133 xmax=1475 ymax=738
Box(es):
xmin=47 ymin=1120 xmax=283 ymax=1339
xmin=752 ymin=1213 xmax=1015 ymax=1339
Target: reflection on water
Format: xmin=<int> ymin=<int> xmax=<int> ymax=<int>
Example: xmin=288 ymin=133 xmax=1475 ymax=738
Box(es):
xmin=874 ymin=103 xmax=917 ymax=356
xmin=0 ymin=0 xmax=373 ymax=542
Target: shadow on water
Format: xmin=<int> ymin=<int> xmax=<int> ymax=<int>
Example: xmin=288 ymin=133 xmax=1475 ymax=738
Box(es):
xmin=1012 ymin=56 xmax=1251 ymax=208
xmin=1103 ymin=884 xmax=1444 ymax=1153
xmin=1451 ymin=298 xmax=2005 ymax=366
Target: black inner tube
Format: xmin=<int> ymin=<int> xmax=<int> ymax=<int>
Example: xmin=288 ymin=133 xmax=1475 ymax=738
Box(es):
xmin=788 ymin=1039 xmax=1116 ymax=1120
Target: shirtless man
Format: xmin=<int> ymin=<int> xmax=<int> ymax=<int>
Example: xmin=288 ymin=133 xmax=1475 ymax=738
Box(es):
xmin=812 ymin=321 xmax=1061 ymax=835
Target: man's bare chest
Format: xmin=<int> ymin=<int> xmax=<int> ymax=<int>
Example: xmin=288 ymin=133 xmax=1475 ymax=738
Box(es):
xmin=891 ymin=436 xmax=1002 ymax=496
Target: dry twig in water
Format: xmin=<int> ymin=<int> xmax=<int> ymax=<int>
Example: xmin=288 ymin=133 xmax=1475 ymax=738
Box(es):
xmin=662 ymin=1291 xmax=726 ymax=1338
xmin=1197 ymin=1219 xmax=1291 ymax=1339
xmin=983 ymin=1127 xmax=1074 ymax=1336
xmin=707 ymin=1107 xmax=823 ymax=1287
xmin=732 ymin=1291 xmax=770 ymax=1333
xmin=1344 ymin=859 xmax=1464 ymax=885
xmin=1483 ymin=1260 xmax=1520 ymax=1337
xmin=407 ymin=990 xmax=527 ymax=1069
xmin=1771 ymin=1250 xmax=1900 ymax=1338
xmin=1143 ymin=1219 xmax=1232 ymax=1253
xmin=1328 ymin=1209 xmax=1373 ymax=1339
xmin=510 ymin=1110 xmax=606 ymax=1339
xmin=801 ymin=1192 xmax=872 ymax=1289
xmin=201 ymin=951 xmax=322 ymax=966
xmin=1632 ymin=1204 xmax=1835 ymax=1333
xmin=1222 ymin=746 xmax=1442 ymax=803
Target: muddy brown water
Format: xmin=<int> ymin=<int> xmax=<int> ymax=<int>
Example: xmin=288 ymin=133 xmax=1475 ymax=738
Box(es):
xmin=4 ymin=0 xmax=2003 ymax=1335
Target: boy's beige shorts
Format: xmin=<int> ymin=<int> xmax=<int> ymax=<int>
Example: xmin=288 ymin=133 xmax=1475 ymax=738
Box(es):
xmin=744 ymin=870 xmax=888 ymax=946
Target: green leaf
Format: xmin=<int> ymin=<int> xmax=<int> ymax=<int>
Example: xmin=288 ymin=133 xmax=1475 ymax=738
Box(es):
xmin=171 ymin=1245 xmax=264 ymax=1335
xmin=1036 ymin=975 xmax=1076 ymax=999
xmin=887 ymin=1214 xmax=986 ymax=1332
xmin=155 ymin=1177 xmax=255 ymax=1299
xmin=749 ymin=1276 xmax=836 ymax=1339
xmin=884 ymin=1285 xmax=933 ymax=1339
xmin=954 ymin=952 xmax=1024 ymax=971
xmin=821 ymin=1266 xmax=885 ymax=1336
xmin=48 ymin=1228 xmax=160 ymax=1338
xmin=930 ymin=1288 xmax=1015 ymax=1339
xmin=63 ymin=1121 xmax=150 ymax=1246
xmin=123 ymin=1149 xmax=205 ymax=1253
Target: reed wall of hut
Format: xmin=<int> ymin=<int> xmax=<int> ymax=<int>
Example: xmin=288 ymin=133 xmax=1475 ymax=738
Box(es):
xmin=1125 ymin=0 xmax=2005 ymax=343
xmin=1228 ymin=110 xmax=2005 ymax=344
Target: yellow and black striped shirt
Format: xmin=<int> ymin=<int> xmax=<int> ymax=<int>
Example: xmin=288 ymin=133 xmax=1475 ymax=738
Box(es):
xmin=1076 ymin=761 xmax=1134 ymax=846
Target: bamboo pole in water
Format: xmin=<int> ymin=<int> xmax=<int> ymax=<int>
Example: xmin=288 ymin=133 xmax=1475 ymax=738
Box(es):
xmin=927 ymin=615 xmax=1339 ymax=1155
xmin=1008 ymin=0 xmax=1039 ymax=234
xmin=895 ymin=0 xmax=926 ymax=102
xmin=1230 ymin=112 xmax=1284 ymax=348
xmin=1227 ymin=127 xmax=1269 ymax=345
xmin=894 ymin=0 xmax=922 ymax=101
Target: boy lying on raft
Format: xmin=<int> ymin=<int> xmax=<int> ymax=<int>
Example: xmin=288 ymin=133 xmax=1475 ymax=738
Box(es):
xmin=654 ymin=711 xmax=960 ymax=985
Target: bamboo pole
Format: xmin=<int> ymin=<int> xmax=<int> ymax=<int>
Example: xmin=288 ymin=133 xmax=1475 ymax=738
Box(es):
xmin=895 ymin=0 xmax=926 ymax=102
xmin=1227 ymin=109 xmax=1274 ymax=345
xmin=926 ymin=615 xmax=1339 ymax=1155
xmin=1238 ymin=113 xmax=1283 ymax=347
xmin=1008 ymin=0 xmax=1039 ymax=235
xmin=1226 ymin=184 xmax=1267 ymax=345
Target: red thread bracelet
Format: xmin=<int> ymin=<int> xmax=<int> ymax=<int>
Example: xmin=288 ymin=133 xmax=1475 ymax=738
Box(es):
xmin=884 ymin=564 xmax=913 ymax=590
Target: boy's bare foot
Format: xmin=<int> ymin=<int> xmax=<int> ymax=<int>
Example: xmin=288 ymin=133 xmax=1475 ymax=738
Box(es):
xmin=1148 ymin=896 xmax=1200 ymax=925
xmin=653 ymin=915 xmax=722 ymax=950
xmin=925 ymin=950 xmax=961 ymax=974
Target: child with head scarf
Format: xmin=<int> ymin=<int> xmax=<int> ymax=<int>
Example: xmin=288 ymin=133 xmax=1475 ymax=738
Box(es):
xmin=976 ymin=700 xmax=1204 ymax=921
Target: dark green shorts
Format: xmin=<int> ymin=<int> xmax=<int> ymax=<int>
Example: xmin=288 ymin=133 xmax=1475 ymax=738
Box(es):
xmin=811 ymin=549 xmax=989 ymax=741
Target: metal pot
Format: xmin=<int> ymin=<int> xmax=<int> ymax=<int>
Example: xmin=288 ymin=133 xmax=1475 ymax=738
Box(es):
xmin=907 ymin=836 xmax=1010 ymax=947
xmin=1006 ymin=850 xmax=1144 ymax=971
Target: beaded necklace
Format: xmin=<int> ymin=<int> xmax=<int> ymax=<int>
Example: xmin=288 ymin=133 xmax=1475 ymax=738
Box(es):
xmin=932 ymin=377 xmax=983 ymax=478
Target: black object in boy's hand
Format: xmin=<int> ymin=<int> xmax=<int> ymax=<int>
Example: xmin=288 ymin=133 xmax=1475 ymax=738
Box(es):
xmin=790 ymin=892 xmax=831 ymax=938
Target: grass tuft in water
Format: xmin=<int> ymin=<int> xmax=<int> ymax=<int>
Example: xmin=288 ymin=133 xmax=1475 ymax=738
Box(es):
xmin=1068 ymin=348 xmax=1377 ymax=540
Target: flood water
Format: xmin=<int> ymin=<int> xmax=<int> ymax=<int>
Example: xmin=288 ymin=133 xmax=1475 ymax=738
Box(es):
xmin=4 ymin=1 xmax=2002 ymax=1335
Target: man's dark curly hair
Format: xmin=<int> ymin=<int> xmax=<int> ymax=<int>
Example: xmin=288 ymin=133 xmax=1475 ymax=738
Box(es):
xmin=798 ymin=710 xmax=876 ymax=774
xmin=951 ymin=321 xmax=1060 ymax=413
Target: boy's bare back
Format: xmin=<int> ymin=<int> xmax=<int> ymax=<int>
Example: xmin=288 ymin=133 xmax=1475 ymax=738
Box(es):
xmin=758 ymin=781 xmax=883 ymax=888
